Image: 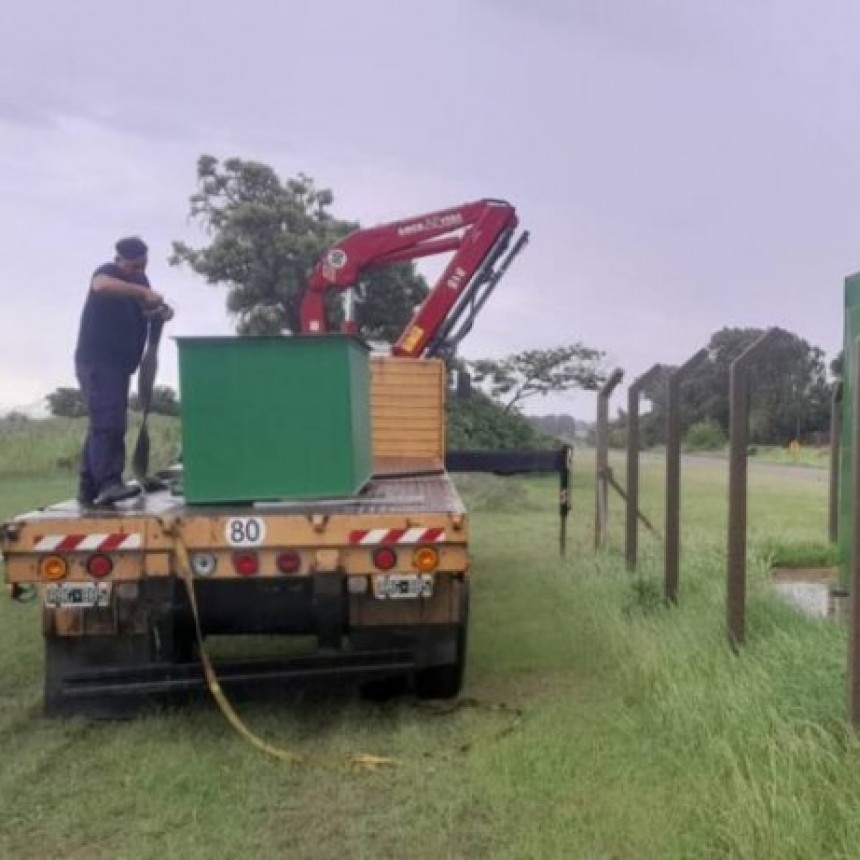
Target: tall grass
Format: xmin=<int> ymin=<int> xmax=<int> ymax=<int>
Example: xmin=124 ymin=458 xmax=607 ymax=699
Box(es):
xmin=455 ymin=460 xmax=857 ymax=858
xmin=0 ymin=415 xmax=180 ymax=478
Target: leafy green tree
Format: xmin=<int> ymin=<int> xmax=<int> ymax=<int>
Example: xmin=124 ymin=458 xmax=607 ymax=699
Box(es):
xmin=620 ymin=328 xmax=833 ymax=447
xmin=344 ymin=261 xmax=430 ymax=343
xmin=831 ymin=350 xmax=843 ymax=380
xmin=469 ymin=344 xmax=606 ymax=413
xmin=447 ymin=391 xmax=553 ymax=450
xmin=528 ymin=414 xmax=577 ymax=439
xmin=726 ymin=328 xmax=827 ymax=442
xmin=47 ymin=387 xmax=86 ymax=418
xmin=674 ymin=327 xmax=830 ymax=444
xmin=171 ymin=156 xmax=428 ymax=340
xmin=634 ymin=365 xmax=673 ymax=448
xmin=684 ymin=419 xmax=726 ymax=451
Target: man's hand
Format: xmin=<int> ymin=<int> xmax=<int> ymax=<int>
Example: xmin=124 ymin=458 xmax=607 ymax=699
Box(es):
xmin=142 ymin=288 xmax=164 ymax=308
xmin=145 ymin=303 xmax=175 ymax=322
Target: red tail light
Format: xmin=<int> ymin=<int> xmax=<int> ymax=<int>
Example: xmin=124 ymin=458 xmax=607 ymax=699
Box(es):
xmin=372 ymin=547 xmax=397 ymax=571
xmin=276 ymin=551 xmax=302 ymax=574
xmin=86 ymin=554 xmax=114 ymax=579
xmin=232 ymin=552 xmax=259 ymax=576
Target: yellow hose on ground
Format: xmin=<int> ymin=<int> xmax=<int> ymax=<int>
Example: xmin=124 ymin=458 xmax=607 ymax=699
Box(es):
xmin=169 ymin=531 xmax=396 ymax=771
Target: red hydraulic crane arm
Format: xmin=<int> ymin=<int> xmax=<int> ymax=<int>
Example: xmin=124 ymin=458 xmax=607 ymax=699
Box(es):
xmin=300 ymin=199 xmax=519 ymax=357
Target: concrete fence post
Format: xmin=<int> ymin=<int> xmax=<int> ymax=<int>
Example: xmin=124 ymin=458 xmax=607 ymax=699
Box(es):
xmin=625 ymin=364 xmax=662 ymax=571
xmin=726 ymin=329 xmax=778 ymax=649
xmin=664 ymin=349 xmax=708 ymax=604
xmin=595 ymin=368 xmax=624 ymax=550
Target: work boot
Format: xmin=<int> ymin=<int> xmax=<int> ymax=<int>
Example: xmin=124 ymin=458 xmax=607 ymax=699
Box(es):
xmin=139 ymin=476 xmax=169 ymax=493
xmin=93 ymin=482 xmax=142 ymax=507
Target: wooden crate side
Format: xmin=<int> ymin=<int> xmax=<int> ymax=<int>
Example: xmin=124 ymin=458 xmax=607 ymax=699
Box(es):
xmin=370 ymin=357 xmax=445 ymax=466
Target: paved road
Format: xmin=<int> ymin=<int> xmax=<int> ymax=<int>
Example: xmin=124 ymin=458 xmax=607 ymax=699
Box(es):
xmin=641 ymin=452 xmax=829 ymax=483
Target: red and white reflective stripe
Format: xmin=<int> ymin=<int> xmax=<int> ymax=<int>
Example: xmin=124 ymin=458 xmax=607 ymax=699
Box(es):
xmin=32 ymin=533 xmax=142 ymax=552
xmin=349 ymin=528 xmax=445 ymax=545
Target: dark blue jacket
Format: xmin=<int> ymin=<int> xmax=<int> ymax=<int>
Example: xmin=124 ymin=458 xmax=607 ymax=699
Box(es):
xmin=74 ymin=263 xmax=150 ymax=374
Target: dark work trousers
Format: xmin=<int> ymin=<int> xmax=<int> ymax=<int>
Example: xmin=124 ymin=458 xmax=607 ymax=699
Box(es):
xmin=75 ymin=361 xmax=131 ymax=501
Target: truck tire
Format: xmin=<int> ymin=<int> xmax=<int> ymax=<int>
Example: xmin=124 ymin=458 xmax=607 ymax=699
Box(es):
xmin=414 ymin=581 xmax=469 ymax=700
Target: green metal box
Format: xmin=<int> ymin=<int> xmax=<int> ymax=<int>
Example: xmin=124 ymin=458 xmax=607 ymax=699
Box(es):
xmin=176 ymin=335 xmax=372 ymax=503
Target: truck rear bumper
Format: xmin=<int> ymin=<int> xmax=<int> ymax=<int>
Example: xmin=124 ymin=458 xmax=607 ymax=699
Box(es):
xmin=57 ymin=647 xmax=420 ymax=699
xmin=45 ymin=624 xmax=461 ymax=713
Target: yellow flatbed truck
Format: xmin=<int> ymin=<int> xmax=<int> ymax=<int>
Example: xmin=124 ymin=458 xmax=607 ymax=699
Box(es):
xmin=1 ymin=356 xmax=473 ymax=716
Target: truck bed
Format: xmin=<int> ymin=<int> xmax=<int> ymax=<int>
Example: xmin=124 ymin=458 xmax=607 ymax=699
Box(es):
xmin=13 ymin=470 xmax=467 ymax=523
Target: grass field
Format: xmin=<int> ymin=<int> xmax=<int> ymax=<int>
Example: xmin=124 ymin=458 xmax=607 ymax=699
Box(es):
xmin=2 ymin=435 xmax=859 ymax=859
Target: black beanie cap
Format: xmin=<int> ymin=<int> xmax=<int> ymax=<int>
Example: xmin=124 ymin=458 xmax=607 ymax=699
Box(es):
xmin=115 ymin=236 xmax=148 ymax=260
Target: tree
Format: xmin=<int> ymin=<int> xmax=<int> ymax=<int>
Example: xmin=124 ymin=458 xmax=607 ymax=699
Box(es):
xmin=615 ymin=327 xmax=834 ymax=447
xmin=678 ymin=327 xmax=830 ymax=444
xmin=47 ymin=387 xmax=86 ymax=418
xmin=468 ymin=344 xmax=607 ymax=413
xmin=447 ymin=390 xmax=553 ymax=450
xmin=636 ymin=365 xmax=674 ymax=447
xmin=831 ymin=350 xmax=843 ymax=381
xmin=528 ymin=413 xmax=577 ymax=439
xmin=351 ymin=263 xmax=431 ymax=344
xmin=171 ymin=156 xmax=428 ymax=340
xmin=130 ymin=385 xmax=180 ymax=416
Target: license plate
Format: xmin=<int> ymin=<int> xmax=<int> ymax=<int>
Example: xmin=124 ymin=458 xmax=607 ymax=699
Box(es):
xmin=373 ymin=574 xmax=433 ymax=600
xmin=44 ymin=582 xmax=112 ymax=609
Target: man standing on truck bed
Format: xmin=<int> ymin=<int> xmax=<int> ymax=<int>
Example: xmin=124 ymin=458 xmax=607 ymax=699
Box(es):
xmin=74 ymin=236 xmax=167 ymax=507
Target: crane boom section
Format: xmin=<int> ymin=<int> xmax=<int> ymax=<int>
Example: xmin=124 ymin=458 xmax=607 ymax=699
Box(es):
xmin=300 ymin=199 xmax=519 ymax=357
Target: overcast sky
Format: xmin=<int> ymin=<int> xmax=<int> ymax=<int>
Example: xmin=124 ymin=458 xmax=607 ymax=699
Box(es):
xmin=1 ymin=0 xmax=857 ymax=418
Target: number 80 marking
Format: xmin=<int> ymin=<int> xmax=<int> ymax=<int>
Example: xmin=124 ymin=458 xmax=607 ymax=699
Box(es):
xmin=225 ymin=517 xmax=266 ymax=547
